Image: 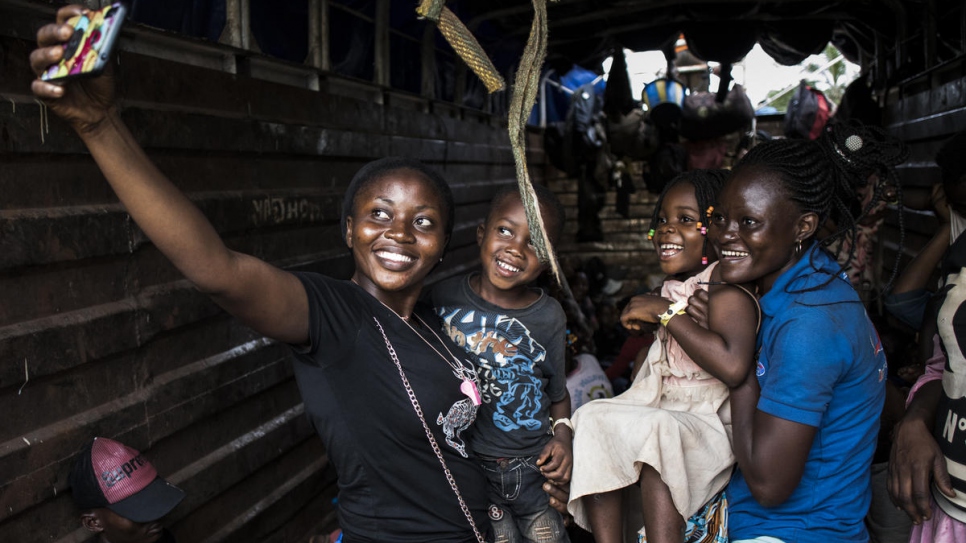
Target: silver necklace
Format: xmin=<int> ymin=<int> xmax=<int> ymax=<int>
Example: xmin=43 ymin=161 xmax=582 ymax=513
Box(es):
xmin=359 ymin=283 xmax=481 ymax=405
xmin=407 ymin=313 xmax=481 ymax=403
xmin=372 ymin=317 xmax=486 ymax=543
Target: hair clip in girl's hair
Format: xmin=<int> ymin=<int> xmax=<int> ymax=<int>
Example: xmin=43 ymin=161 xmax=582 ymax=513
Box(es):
xmin=705 ymin=206 xmax=714 ymax=217
xmin=700 ymin=226 xmax=707 ymax=235
xmin=845 ymin=135 xmax=863 ymax=152
xmin=647 ymin=228 xmax=655 ymax=240
xmin=701 ymin=256 xmax=708 ymax=265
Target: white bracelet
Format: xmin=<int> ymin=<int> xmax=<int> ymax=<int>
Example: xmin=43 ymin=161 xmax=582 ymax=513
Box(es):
xmin=552 ymin=417 xmax=574 ymax=435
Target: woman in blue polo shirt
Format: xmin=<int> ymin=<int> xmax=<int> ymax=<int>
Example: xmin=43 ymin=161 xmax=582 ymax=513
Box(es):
xmin=702 ymin=122 xmax=906 ymax=542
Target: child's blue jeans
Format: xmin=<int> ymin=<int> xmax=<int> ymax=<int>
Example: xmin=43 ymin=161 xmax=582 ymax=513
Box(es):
xmin=480 ymin=455 xmax=570 ymax=543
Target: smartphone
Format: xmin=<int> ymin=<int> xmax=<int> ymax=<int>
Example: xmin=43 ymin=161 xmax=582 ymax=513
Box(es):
xmin=41 ymin=3 xmax=127 ymax=83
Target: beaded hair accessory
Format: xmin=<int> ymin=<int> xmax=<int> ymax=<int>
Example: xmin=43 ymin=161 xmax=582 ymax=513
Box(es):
xmin=831 ymin=133 xmax=864 ymax=164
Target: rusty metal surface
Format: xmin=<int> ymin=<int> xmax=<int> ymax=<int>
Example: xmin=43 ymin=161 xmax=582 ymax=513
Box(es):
xmin=0 ymin=5 xmax=520 ymax=542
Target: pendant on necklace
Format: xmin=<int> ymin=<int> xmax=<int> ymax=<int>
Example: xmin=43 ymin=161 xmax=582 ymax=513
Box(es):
xmin=460 ymin=379 xmax=481 ymax=406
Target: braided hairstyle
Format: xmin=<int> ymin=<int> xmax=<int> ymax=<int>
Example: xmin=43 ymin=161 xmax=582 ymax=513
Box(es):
xmin=732 ymin=121 xmax=908 ymax=291
xmin=648 ymin=169 xmax=729 ymax=266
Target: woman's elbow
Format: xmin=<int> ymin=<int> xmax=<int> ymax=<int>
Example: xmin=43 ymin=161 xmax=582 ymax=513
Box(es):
xmin=721 ymin=364 xmax=751 ymax=388
xmin=746 ymin=480 xmax=795 ymax=508
xmin=721 ymin=371 xmax=745 ymax=388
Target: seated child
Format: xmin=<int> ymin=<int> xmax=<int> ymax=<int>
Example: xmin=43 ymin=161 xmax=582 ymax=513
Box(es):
xmin=566 ymin=332 xmax=614 ymax=413
xmin=432 ymin=184 xmax=572 ymax=543
xmin=567 ymin=170 xmax=759 ymax=543
xmin=70 ymin=437 xmax=186 ymax=543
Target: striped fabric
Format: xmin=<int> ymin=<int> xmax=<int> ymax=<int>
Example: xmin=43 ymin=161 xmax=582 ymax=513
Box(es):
xmin=643 ymin=78 xmax=686 ymax=111
xmin=639 ymin=490 xmax=728 ymax=543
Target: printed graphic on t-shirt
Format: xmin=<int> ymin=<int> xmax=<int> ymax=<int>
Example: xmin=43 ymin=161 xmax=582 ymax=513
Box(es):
xmin=438 ymin=307 xmax=546 ymax=432
xmin=438 ymin=397 xmax=477 ymax=458
xmin=938 ymin=397 xmax=966 ymax=509
xmin=871 ymin=332 xmax=887 ymax=383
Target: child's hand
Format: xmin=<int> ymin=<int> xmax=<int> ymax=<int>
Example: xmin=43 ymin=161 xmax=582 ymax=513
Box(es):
xmin=542 ymin=480 xmax=572 ymax=524
xmin=621 ymin=294 xmax=673 ymax=331
xmin=896 ymin=363 xmax=925 ymax=386
xmin=537 ymin=433 xmax=573 ymax=485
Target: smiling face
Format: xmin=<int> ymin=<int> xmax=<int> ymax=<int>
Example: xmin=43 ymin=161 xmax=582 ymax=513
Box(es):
xmin=475 ymin=194 xmax=551 ymax=307
xmin=345 ymin=169 xmax=447 ymax=306
xmin=709 ymin=167 xmax=817 ymax=293
xmin=653 ymin=181 xmax=709 ymax=279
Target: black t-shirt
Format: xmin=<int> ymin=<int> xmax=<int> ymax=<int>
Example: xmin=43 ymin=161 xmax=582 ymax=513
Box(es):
xmin=292 ymin=273 xmax=488 ymax=543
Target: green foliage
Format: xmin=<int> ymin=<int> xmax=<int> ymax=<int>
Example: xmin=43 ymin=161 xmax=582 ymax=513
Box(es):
xmin=763 ymin=44 xmax=854 ymax=112
xmin=805 ymin=45 xmax=848 ymax=104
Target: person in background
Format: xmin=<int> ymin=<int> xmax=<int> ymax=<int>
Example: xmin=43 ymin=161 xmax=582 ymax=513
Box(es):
xmin=70 ymin=437 xmax=185 ymax=543
xmin=887 ymin=133 xmax=966 ymax=543
xmin=566 ymin=328 xmax=614 ymax=414
xmin=884 ymin=130 xmax=966 ymax=332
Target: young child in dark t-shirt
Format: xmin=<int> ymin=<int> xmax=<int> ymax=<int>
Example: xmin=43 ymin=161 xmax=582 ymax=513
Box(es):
xmin=432 ymin=184 xmax=572 ymax=543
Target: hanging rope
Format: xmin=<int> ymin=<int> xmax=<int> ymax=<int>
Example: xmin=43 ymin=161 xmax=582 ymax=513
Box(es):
xmin=417 ymin=0 xmax=505 ymax=93
xmin=417 ymin=0 xmax=563 ymax=286
xmin=506 ymin=0 xmax=562 ymax=284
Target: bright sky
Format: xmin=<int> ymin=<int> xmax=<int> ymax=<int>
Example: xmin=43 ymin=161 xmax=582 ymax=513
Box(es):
xmin=602 ymin=44 xmax=861 ymax=109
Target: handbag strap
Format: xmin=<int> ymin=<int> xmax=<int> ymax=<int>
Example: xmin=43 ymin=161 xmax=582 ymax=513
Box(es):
xmin=372 ymin=317 xmax=486 ymax=543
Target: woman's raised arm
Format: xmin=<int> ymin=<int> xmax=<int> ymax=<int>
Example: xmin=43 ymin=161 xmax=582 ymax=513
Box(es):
xmin=30 ymin=5 xmax=309 ymax=344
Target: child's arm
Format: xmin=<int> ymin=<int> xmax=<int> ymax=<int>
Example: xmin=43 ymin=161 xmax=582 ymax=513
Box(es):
xmin=537 ymin=395 xmax=573 ymax=484
xmin=620 ymin=292 xmax=665 ymax=331
xmin=621 ymin=286 xmax=758 ymax=387
xmin=667 ymin=285 xmax=758 ymax=387
xmin=31 ymin=7 xmax=309 ymax=345
xmin=891 ymin=185 xmax=950 ymax=296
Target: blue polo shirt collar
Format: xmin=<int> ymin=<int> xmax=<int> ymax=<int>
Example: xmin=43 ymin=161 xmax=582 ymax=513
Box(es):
xmin=759 ymin=244 xmax=845 ymax=318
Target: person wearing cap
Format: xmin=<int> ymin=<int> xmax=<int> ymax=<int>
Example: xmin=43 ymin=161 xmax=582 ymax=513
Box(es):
xmin=70 ymin=437 xmax=185 ymax=543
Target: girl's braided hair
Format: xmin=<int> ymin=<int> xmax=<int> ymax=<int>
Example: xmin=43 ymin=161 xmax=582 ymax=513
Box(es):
xmin=732 ymin=121 xmax=908 ymax=292
xmin=648 ymin=169 xmax=729 ymax=265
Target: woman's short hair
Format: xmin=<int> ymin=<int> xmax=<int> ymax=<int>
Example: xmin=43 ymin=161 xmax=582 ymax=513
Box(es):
xmin=340 ymin=157 xmax=455 ymax=243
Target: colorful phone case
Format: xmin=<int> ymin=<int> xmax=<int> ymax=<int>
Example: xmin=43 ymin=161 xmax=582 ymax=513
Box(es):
xmin=41 ymin=3 xmax=127 ymax=82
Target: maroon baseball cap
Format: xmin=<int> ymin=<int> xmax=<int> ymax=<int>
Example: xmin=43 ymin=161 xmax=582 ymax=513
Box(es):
xmin=69 ymin=437 xmax=185 ymax=523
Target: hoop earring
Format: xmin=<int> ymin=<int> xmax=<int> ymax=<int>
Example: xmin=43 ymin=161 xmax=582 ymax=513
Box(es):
xmin=795 ymin=239 xmax=803 ymax=256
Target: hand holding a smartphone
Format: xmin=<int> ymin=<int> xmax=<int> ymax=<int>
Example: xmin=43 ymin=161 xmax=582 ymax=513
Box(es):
xmin=30 ymin=4 xmax=122 ymax=135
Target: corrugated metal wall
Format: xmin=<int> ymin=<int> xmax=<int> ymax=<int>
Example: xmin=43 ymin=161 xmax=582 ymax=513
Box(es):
xmin=881 ymin=63 xmax=966 ymax=295
xmin=0 ymin=2 xmax=532 ymax=541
